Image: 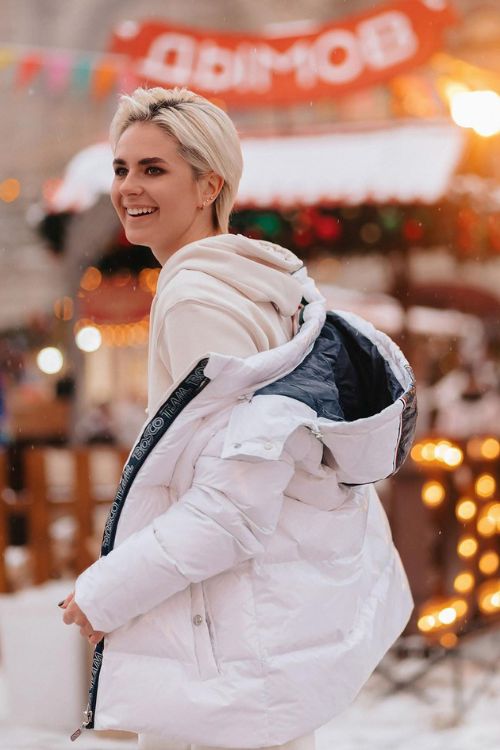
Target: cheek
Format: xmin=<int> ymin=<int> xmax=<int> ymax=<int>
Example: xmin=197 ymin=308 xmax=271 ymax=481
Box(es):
xmin=110 ymin=184 xmax=121 ymax=211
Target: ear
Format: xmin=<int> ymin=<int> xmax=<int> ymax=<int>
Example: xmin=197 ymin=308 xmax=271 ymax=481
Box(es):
xmin=199 ymin=171 xmax=224 ymax=206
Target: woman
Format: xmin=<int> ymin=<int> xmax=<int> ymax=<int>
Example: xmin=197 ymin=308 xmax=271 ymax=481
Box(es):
xmin=61 ymin=87 xmax=416 ymax=750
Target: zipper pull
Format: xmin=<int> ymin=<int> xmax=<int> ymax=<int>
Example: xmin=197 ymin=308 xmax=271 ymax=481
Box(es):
xmin=69 ymin=705 xmax=93 ymax=741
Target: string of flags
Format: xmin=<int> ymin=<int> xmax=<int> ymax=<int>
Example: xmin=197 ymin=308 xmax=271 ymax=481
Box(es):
xmin=0 ymin=43 xmax=138 ymax=99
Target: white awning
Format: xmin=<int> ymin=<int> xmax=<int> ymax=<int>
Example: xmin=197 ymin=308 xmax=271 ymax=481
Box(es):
xmin=47 ymin=121 xmax=464 ymax=213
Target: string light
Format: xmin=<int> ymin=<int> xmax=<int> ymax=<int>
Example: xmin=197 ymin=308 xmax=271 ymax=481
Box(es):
xmin=479 ymin=551 xmax=500 ymax=576
xmin=411 ymin=439 xmax=463 ymax=469
xmin=80 ymin=267 xmax=102 ymax=291
xmin=454 ymin=572 xmax=475 ymax=593
xmin=417 ymin=597 xmax=468 ymax=635
xmin=475 ymin=474 xmax=496 ymax=499
xmin=477 ymin=503 xmax=500 ymax=538
xmin=480 ymin=438 xmax=500 ymax=461
xmin=478 ymin=580 xmax=500 ymax=614
xmin=457 ymin=536 xmax=478 ymax=558
xmin=455 ymin=498 xmax=477 ymax=522
xmin=421 ymin=480 xmax=446 ymax=507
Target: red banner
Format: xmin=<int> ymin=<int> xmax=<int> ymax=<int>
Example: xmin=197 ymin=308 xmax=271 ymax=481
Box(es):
xmin=109 ymin=0 xmax=457 ymax=106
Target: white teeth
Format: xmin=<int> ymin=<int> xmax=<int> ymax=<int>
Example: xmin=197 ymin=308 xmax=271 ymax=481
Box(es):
xmin=126 ymin=207 xmax=157 ymax=216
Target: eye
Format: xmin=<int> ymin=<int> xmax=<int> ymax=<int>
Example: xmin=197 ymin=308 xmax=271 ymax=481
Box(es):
xmin=113 ymin=167 xmax=127 ymax=177
xmin=146 ymin=166 xmax=164 ymax=175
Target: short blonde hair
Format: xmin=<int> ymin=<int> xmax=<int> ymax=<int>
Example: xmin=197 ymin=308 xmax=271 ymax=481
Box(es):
xmin=109 ymin=87 xmax=243 ymax=233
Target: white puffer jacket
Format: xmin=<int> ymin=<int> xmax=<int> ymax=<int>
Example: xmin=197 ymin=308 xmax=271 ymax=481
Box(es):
xmin=73 ymin=262 xmax=415 ymax=748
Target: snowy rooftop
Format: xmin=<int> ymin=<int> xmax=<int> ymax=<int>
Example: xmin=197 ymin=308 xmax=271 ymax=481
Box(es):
xmin=46 ymin=122 xmax=465 ymax=213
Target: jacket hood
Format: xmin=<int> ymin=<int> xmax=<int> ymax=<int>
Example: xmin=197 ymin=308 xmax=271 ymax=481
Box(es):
xmin=217 ymin=298 xmax=416 ymax=486
xmin=251 ymin=308 xmax=417 ymax=485
xmin=156 ymin=233 xmax=304 ymax=317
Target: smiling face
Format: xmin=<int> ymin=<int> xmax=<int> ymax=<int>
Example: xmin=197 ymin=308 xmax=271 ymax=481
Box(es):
xmin=111 ymin=121 xmax=221 ymax=265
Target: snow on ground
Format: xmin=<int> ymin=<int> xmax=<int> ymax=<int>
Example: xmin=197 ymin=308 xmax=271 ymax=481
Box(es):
xmin=1 ymin=632 xmax=500 ymax=750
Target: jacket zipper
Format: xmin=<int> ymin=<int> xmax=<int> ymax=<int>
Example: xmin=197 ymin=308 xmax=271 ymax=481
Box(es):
xmin=70 ymin=704 xmax=92 ymax=741
xmin=69 ymin=361 xmax=211 ymax=741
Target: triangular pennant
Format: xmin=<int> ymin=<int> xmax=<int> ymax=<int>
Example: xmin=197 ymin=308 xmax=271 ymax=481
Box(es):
xmin=15 ymin=52 xmax=43 ymax=88
xmin=44 ymin=51 xmax=73 ymax=94
xmin=91 ymin=57 xmax=119 ymax=99
xmin=72 ymin=56 xmax=93 ymax=90
xmin=0 ymin=47 xmax=16 ymax=71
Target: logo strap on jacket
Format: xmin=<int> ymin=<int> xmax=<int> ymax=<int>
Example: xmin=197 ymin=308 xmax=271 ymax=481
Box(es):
xmin=84 ymin=359 xmax=210 ymax=730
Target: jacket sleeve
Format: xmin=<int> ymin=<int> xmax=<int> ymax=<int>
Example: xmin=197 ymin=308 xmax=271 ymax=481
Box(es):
xmin=159 ymin=301 xmax=260 ymax=383
xmin=74 ymin=428 xmax=295 ymax=634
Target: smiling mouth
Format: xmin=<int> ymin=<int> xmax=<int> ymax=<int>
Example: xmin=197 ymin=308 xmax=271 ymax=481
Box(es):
xmin=125 ymin=208 xmax=159 ymax=218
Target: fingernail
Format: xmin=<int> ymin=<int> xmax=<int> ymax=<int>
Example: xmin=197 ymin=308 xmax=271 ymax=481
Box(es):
xmin=57 ymin=600 xmax=65 ymax=607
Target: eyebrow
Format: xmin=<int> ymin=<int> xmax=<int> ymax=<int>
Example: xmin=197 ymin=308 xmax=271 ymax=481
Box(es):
xmin=112 ymin=157 xmax=169 ymax=166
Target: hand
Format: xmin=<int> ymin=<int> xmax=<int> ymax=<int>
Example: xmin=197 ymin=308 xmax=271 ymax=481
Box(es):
xmin=60 ymin=591 xmax=106 ymax=646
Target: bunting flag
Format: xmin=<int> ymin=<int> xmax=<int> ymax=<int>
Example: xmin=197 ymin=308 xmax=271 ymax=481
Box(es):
xmin=0 ymin=43 xmax=138 ymax=99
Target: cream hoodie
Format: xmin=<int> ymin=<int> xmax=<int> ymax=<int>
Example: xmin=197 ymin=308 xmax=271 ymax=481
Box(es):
xmin=147 ymin=233 xmax=304 ymax=414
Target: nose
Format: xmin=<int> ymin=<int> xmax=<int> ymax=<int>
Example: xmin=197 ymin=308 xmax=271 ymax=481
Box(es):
xmin=119 ymin=172 xmax=144 ymax=197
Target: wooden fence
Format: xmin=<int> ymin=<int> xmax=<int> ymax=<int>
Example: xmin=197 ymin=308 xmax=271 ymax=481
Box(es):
xmin=0 ymin=446 xmax=129 ymax=591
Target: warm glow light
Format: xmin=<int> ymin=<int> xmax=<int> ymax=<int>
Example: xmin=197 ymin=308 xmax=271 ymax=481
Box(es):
xmin=422 ymin=480 xmax=446 ymax=507
xmin=139 ymin=268 xmax=161 ymax=294
xmin=454 ymin=572 xmax=475 ymax=593
xmin=442 ymin=446 xmax=463 ymax=467
xmin=421 ymin=442 xmax=436 ymax=461
xmin=36 ymin=347 xmax=63 ymax=374
xmin=477 ymin=504 xmax=500 ymax=538
xmin=53 ymin=296 xmax=74 ymax=321
xmin=417 ymin=615 xmax=436 ymax=633
xmin=467 ymin=437 xmax=484 ymax=460
xmin=75 ymin=325 xmax=102 ymax=352
xmin=481 ymin=438 xmax=500 ymax=461
xmin=434 ymin=441 xmax=452 ymax=461
xmin=479 ymin=551 xmax=499 ymax=576
xmin=455 ymin=498 xmax=477 ymax=522
xmin=440 ymin=632 xmax=458 ymax=649
xmin=475 ymin=474 xmax=496 ymax=498
xmin=411 ymin=444 xmax=423 ymax=462
xmin=451 ymin=599 xmax=468 ymax=618
xmin=438 ymin=607 xmax=457 ymax=625
xmin=80 ymin=267 xmax=102 ymax=292
xmin=450 ymin=90 xmax=500 ymax=137
xmin=417 ymin=596 xmax=468 ymax=636
xmin=457 ymin=536 xmax=478 ymax=558
xmin=478 ymin=580 xmax=500 ymax=614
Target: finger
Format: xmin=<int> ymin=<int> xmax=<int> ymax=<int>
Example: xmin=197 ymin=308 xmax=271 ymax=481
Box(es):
xmin=63 ymin=606 xmax=86 ymax=627
xmin=59 ymin=591 xmax=75 ymax=609
xmin=89 ymin=631 xmax=105 ymax=645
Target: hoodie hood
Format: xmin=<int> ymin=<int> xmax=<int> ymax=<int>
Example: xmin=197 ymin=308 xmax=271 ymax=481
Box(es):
xmin=156 ymin=233 xmax=304 ymax=317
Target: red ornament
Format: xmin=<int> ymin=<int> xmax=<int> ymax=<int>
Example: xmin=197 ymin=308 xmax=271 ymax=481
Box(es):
xmin=293 ymin=227 xmax=315 ymax=248
xmin=403 ymin=218 xmax=424 ymax=243
xmin=315 ymin=215 xmax=342 ymax=241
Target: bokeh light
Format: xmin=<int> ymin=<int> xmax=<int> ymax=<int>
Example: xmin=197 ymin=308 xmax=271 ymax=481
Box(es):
xmin=36 ymin=346 xmax=63 ymax=374
xmin=75 ymin=325 xmax=102 ymax=352
xmin=80 ymin=267 xmax=102 ymax=292
xmin=421 ymin=480 xmax=446 ymax=507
